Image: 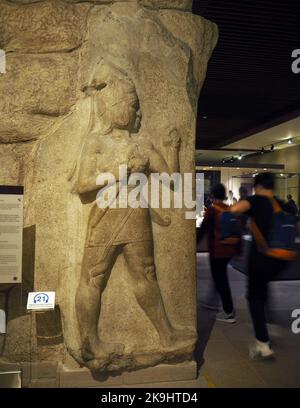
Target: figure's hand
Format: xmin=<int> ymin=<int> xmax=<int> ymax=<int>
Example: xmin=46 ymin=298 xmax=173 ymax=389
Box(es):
xmin=127 ymin=145 xmax=149 ymax=173
xmin=163 ymin=129 xmax=181 ymax=149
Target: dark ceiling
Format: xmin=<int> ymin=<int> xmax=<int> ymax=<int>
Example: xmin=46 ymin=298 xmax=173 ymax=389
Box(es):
xmin=193 ymin=0 xmax=300 ymax=148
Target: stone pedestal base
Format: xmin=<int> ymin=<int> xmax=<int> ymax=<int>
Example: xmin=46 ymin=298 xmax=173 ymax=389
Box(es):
xmin=0 ymin=360 xmax=197 ymax=388
xmin=59 ymin=361 xmax=197 ymax=388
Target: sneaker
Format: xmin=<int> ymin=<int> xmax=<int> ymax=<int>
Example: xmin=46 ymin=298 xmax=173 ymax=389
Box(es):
xmin=249 ymin=339 xmax=275 ymax=360
xmin=216 ymin=311 xmax=236 ymax=324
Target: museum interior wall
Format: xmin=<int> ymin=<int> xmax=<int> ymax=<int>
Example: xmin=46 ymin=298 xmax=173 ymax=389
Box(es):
xmin=0 ymin=0 xmax=218 ymax=386
xmin=244 ymin=143 xmax=300 ymax=174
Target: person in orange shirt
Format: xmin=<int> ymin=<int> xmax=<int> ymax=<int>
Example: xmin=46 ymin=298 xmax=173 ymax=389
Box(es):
xmin=198 ymin=184 xmax=239 ymax=323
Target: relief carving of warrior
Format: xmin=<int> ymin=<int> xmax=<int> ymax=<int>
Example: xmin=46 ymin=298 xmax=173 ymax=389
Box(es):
xmin=71 ymin=61 xmax=195 ymax=369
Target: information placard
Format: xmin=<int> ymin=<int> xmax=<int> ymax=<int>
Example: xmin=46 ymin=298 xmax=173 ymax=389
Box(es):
xmin=0 ymin=186 xmax=23 ymax=284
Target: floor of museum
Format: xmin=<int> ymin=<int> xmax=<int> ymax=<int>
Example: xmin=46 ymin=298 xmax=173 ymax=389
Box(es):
xmin=195 ymin=253 xmax=300 ymax=388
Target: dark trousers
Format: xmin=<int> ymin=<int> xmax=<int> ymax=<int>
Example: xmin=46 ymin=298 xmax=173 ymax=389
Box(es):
xmin=247 ymin=252 xmax=286 ymax=342
xmin=209 ymin=256 xmax=234 ymax=314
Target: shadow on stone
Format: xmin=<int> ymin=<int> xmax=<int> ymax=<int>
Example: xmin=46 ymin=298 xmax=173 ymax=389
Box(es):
xmin=36 ymin=306 xmax=64 ymax=347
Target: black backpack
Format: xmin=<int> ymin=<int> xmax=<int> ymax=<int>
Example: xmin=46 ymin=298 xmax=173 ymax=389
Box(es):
xmin=251 ymin=197 xmax=298 ymax=261
xmin=213 ymin=204 xmax=242 ymax=246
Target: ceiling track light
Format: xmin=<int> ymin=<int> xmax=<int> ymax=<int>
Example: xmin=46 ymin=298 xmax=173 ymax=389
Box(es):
xmin=263 ymin=136 xmax=300 ymax=152
xmin=221 ymin=154 xmax=244 ymax=164
xmin=220 ymin=136 xmax=299 ymax=167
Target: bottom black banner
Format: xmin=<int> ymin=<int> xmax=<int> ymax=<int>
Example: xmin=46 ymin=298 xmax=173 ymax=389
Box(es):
xmin=1 ymin=388 xmax=300 ymax=406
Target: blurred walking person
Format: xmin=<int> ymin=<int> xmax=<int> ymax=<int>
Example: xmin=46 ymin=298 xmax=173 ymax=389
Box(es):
xmin=239 ymin=185 xmax=249 ymax=201
xmin=198 ymin=184 xmax=240 ymax=323
xmin=238 ymin=186 xmax=249 ymax=233
xmin=227 ymin=190 xmax=237 ymax=206
xmin=286 ymin=194 xmax=298 ymax=216
xmin=231 ymin=173 xmax=299 ymax=359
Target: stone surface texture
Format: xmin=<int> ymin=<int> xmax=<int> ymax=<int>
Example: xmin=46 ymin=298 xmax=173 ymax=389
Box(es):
xmin=0 ymin=0 xmax=218 ymax=382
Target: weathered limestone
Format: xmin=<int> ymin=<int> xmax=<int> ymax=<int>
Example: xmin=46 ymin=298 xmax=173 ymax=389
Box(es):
xmin=0 ymin=0 xmax=218 ymax=383
xmin=6 ymin=0 xmax=193 ymax=11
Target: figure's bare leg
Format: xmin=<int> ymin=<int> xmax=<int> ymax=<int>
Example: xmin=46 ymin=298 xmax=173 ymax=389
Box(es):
xmin=123 ymin=241 xmax=196 ymax=348
xmin=75 ymin=246 xmax=124 ymax=361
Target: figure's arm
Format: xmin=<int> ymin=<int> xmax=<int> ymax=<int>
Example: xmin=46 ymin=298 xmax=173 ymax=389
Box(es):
xmin=230 ymin=200 xmax=251 ymax=214
xmin=147 ymin=129 xmax=181 ymax=174
xmin=73 ymin=136 xmax=104 ymax=195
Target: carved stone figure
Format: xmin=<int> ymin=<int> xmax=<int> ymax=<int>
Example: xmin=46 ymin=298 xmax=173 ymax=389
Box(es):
xmin=71 ymin=62 xmax=195 ymax=369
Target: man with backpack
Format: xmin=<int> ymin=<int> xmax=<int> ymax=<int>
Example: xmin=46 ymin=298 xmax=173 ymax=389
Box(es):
xmin=198 ymin=184 xmax=240 ymax=324
xmin=231 ymin=173 xmax=299 ymax=360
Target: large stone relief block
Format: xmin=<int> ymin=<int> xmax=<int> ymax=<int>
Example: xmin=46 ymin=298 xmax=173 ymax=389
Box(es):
xmin=0 ymin=0 xmax=218 ymax=380
xmin=0 ymin=1 xmax=90 ymax=52
xmin=0 ymin=52 xmax=80 ymax=142
xmin=0 ymin=0 xmax=88 ymax=142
